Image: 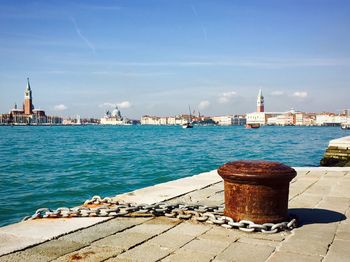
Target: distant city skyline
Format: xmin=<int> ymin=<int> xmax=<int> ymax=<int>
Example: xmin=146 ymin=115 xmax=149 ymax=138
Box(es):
xmin=0 ymin=0 xmax=349 ymax=118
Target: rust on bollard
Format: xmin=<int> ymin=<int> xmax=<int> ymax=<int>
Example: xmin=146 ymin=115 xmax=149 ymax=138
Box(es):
xmin=218 ymin=160 xmax=297 ymax=224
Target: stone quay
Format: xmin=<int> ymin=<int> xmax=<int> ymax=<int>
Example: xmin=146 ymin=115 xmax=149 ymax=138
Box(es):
xmin=1 ymin=164 xmax=350 ymax=262
xmin=321 ymin=136 xmax=350 ymax=167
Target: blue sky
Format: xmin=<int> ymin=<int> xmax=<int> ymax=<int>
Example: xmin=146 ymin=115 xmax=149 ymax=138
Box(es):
xmin=0 ymin=0 xmax=349 ymax=118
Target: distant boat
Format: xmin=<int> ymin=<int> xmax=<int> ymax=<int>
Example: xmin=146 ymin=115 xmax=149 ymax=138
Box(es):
xmin=182 ymin=122 xmax=193 ymax=129
xmin=341 ymin=123 xmax=350 ymax=130
xmin=246 ymin=123 xmax=260 ymax=129
xmin=182 ymin=105 xmax=194 ymax=129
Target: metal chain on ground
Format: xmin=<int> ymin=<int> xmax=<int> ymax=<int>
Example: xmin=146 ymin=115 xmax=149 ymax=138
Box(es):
xmin=22 ymin=195 xmax=297 ymax=234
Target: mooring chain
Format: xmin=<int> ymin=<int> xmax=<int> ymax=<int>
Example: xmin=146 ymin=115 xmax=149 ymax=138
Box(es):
xmin=22 ymin=195 xmax=297 ymax=234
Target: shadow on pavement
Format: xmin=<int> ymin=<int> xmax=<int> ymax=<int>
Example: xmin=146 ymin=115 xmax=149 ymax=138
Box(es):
xmin=289 ymin=208 xmax=346 ymax=225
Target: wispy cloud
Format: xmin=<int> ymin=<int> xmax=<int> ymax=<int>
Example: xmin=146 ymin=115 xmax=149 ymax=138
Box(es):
xmin=70 ymin=17 xmax=96 ymax=54
xmin=79 ymin=4 xmax=121 ymax=11
xmin=292 ymin=91 xmax=308 ymax=98
xmin=99 ymin=101 xmax=131 ymax=109
xmin=54 ymin=57 xmax=350 ymax=68
xmin=53 ymin=104 xmax=67 ymax=111
xmin=190 ymin=3 xmax=208 ymax=40
xmin=46 ymin=70 xmax=67 ymax=74
xmin=92 ymin=71 xmax=174 ymax=77
xmin=218 ymin=91 xmax=237 ymax=104
xmin=99 ymin=102 xmax=115 ymax=108
xmin=271 ymin=91 xmax=284 ymax=96
xmin=117 ymin=101 xmax=131 ymax=109
xmin=198 ymin=100 xmax=210 ymax=110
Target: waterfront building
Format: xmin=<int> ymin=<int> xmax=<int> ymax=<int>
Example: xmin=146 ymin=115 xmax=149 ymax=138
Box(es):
xmin=62 ymin=115 xmax=85 ymax=125
xmin=141 ymin=113 xmax=246 ymax=126
xmin=232 ymin=115 xmax=247 ymax=125
xmin=246 ymin=89 xmax=293 ymax=125
xmin=246 ymin=89 xmax=350 ymax=127
xmin=167 ymin=117 xmax=176 ymax=125
xmin=210 ymin=115 xmax=246 ymax=126
xmin=295 ymin=112 xmax=316 ymax=126
xmin=141 ymin=115 xmax=189 ymax=125
xmin=0 ymin=78 xmax=63 ymax=125
xmin=159 ymin=117 xmax=168 ymax=125
xmin=212 ymin=115 xmax=233 ymax=126
xmin=267 ymin=112 xmax=295 ymax=126
xmin=246 ymin=115 xmax=272 ymax=127
xmin=100 ymin=106 xmax=132 ymax=125
xmin=315 ymin=113 xmax=350 ymax=126
xmin=141 ymin=115 xmax=161 ymax=125
xmin=62 ymin=119 xmax=76 ymax=125
xmin=212 ymin=115 xmax=231 ymax=125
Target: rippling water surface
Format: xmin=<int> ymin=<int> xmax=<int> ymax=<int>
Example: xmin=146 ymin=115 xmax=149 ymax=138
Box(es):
xmin=0 ymin=125 xmax=347 ymax=226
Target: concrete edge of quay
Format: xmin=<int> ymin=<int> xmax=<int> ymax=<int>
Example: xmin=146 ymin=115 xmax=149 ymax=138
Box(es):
xmin=1 ymin=166 xmax=350 ymax=256
xmin=320 ymin=136 xmax=350 ymax=167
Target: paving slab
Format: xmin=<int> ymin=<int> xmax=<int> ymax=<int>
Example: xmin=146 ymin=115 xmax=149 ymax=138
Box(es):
xmin=323 ymin=239 xmax=350 ymax=262
xmin=305 ymin=170 xmax=327 ymax=177
xmin=0 ymin=217 xmax=109 ymax=256
xmin=147 ymin=232 xmax=194 ymax=249
xmin=0 ymin=238 xmax=83 ymax=262
xmin=267 ymin=251 xmax=322 ymax=262
xmin=180 ymin=238 xmax=230 ymax=256
xmin=213 ymin=242 xmax=275 ymax=262
xmin=197 ymin=227 xmax=239 ymax=243
xmin=0 ymin=233 xmax=43 ymax=257
xmin=335 ymin=230 xmax=350 ymax=241
xmin=325 ymin=171 xmax=347 ymax=177
xmin=109 ymin=243 xmax=173 ymax=262
xmin=337 ymin=222 xmax=350 ymax=234
xmin=58 ymin=217 xmax=151 ymax=245
xmin=114 ymin=170 xmax=221 ymax=204
xmin=93 ymin=231 xmax=153 ymax=250
xmin=278 ymin=236 xmax=331 ymax=256
xmin=237 ymin=237 xmax=280 ymax=248
xmin=289 ymin=177 xmax=319 ymax=200
xmin=162 ymin=248 xmax=215 ymax=262
xmin=288 ymin=193 xmax=323 ymax=208
xmin=54 ymin=245 xmax=124 ymax=262
xmin=164 ymin=221 xmax=210 ymax=236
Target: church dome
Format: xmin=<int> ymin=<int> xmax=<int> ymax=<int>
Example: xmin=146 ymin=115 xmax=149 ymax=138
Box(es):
xmin=111 ymin=106 xmax=122 ymax=119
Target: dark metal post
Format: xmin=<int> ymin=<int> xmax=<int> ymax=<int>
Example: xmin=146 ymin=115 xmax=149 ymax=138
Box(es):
xmin=218 ymin=160 xmax=297 ymax=224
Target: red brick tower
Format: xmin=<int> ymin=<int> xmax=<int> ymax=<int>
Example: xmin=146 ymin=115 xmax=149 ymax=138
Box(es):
xmin=257 ymin=89 xmax=264 ymax=112
xmin=24 ymin=78 xmax=33 ymax=115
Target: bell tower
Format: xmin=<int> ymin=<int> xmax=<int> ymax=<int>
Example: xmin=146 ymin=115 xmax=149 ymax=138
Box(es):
xmin=24 ymin=77 xmax=33 ymax=115
xmin=257 ymin=89 xmax=264 ymax=112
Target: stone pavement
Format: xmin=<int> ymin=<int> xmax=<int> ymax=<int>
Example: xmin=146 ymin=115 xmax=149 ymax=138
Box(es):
xmin=0 ymin=167 xmax=350 ymax=262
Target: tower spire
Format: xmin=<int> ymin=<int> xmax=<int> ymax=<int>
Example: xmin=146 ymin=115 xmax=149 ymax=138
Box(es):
xmin=26 ymin=77 xmax=31 ymax=91
xmin=257 ymin=89 xmax=264 ymax=112
xmin=24 ymin=77 xmax=33 ymax=114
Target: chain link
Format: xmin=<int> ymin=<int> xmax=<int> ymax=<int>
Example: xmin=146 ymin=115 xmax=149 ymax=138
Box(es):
xmin=22 ymin=195 xmax=298 ymax=234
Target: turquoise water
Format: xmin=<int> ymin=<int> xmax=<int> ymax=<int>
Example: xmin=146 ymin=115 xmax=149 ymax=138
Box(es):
xmin=0 ymin=125 xmax=348 ymax=226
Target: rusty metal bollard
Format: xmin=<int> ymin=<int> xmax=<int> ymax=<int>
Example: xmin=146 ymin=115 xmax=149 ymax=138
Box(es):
xmin=218 ymin=160 xmax=297 ymax=224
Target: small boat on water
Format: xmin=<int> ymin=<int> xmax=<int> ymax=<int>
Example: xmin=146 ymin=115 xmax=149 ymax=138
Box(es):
xmin=182 ymin=122 xmax=193 ymax=129
xmin=246 ymin=123 xmax=260 ymax=129
xmin=341 ymin=123 xmax=350 ymax=130
xmin=182 ymin=105 xmax=194 ymax=129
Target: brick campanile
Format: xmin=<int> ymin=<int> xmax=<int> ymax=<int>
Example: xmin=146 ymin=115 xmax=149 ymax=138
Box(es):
xmin=257 ymin=89 xmax=264 ymax=113
xmin=24 ymin=77 xmax=33 ymax=115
